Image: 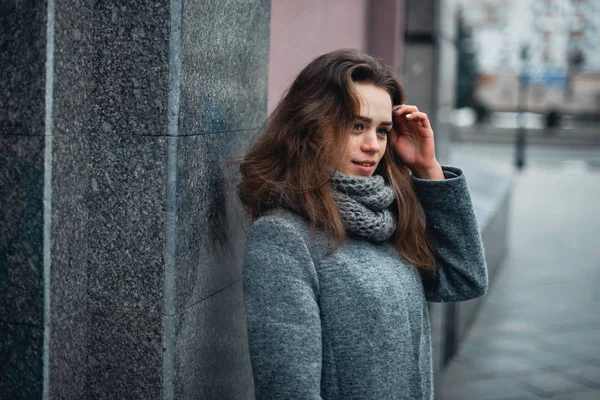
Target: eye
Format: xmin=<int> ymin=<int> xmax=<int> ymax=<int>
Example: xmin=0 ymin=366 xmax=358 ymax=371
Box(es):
xmin=377 ymin=127 xmax=390 ymax=136
xmin=353 ymin=122 xmax=364 ymax=131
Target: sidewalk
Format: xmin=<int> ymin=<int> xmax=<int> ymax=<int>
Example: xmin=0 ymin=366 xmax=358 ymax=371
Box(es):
xmin=438 ymin=144 xmax=600 ymax=399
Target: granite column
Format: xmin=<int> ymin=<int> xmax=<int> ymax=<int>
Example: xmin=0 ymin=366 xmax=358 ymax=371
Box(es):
xmin=0 ymin=0 xmax=269 ymax=398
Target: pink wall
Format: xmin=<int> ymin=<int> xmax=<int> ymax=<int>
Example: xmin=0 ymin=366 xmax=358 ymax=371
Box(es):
xmin=268 ymin=0 xmax=369 ymax=111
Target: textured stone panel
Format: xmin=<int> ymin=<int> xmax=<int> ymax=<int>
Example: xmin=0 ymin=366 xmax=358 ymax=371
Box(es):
xmin=174 ymin=130 xmax=256 ymax=312
xmin=52 ymin=0 xmax=93 ymax=138
xmin=0 ymin=135 xmax=44 ymax=326
xmin=83 ymin=134 xmax=167 ymax=313
xmin=0 ymin=321 xmax=43 ymax=399
xmin=179 ymin=0 xmax=270 ymax=135
xmin=53 ymin=0 xmax=170 ymax=136
xmin=0 ymin=0 xmax=46 ymax=136
xmin=50 ymin=135 xmax=89 ymax=322
xmin=169 ymin=279 xmax=254 ymax=399
xmin=87 ymin=309 xmax=162 ymax=399
xmin=48 ymin=311 xmax=88 ymax=399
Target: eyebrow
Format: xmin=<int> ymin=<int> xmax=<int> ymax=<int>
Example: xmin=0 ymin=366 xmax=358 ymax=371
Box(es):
xmin=357 ymin=115 xmax=393 ymax=126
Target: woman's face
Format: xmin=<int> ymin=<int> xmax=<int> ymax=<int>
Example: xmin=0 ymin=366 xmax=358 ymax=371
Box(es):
xmin=337 ymin=83 xmax=392 ymax=177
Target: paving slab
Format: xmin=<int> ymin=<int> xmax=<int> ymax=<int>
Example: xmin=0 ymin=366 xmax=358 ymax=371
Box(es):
xmin=517 ymin=372 xmax=591 ymax=397
xmin=438 ymin=143 xmax=600 ymax=400
xmin=559 ymin=363 xmax=600 ymax=389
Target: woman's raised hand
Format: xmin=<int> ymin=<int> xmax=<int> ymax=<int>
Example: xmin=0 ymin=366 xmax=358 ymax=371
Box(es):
xmin=390 ymin=105 xmax=444 ymax=180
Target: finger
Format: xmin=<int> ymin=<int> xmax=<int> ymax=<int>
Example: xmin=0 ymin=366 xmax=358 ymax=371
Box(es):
xmin=405 ymin=111 xmax=431 ymax=129
xmin=394 ymin=104 xmax=420 ymax=112
xmin=399 ymin=111 xmax=421 ymax=125
xmin=392 ymin=104 xmax=419 ymax=116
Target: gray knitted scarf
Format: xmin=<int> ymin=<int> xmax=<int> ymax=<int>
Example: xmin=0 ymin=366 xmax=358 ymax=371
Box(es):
xmin=330 ymin=172 xmax=397 ymax=242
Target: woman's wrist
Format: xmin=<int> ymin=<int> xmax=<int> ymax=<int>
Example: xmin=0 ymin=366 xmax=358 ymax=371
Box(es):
xmin=411 ymin=162 xmax=445 ymax=180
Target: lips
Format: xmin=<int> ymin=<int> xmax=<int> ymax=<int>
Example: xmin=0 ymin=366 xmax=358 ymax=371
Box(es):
xmin=352 ymin=160 xmax=376 ymax=167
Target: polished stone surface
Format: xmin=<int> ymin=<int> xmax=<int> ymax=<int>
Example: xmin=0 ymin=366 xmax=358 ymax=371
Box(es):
xmin=168 ymin=280 xmax=254 ymax=399
xmin=82 ymin=135 xmax=167 ymax=313
xmin=179 ymin=0 xmax=270 ymax=135
xmin=48 ymin=311 xmax=88 ymax=399
xmin=47 ymin=135 xmax=168 ymax=317
xmin=1 ymin=0 xmax=271 ymax=397
xmin=162 ymin=2 xmax=270 ymax=397
xmin=86 ymin=310 xmax=162 ymax=399
xmin=49 ymin=135 xmax=89 ymax=322
xmin=0 ymin=3 xmax=47 ymax=398
xmin=49 ymin=132 xmax=168 ymax=398
xmin=53 ymin=0 xmax=170 ymax=137
xmin=50 ymin=0 xmax=172 ymax=317
xmin=173 ymin=130 xmax=257 ymax=312
xmin=0 ymin=135 xmax=44 ymax=326
xmin=0 ymin=0 xmax=46 ymax=136
xmin=0 ymin=321 xmax=43 ymax=399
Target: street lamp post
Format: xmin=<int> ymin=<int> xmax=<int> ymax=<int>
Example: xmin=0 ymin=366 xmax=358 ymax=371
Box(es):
xmin=515 ymin=45 xmax=529 ymax=170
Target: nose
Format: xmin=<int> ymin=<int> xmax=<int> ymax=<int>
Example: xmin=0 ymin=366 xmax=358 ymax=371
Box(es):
xmin=360 ymin=131 xmax=382 ymax=153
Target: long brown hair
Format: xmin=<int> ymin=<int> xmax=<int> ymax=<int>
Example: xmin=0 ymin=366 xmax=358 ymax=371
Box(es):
xmin=237 ymin=49 xmax=436 ymax=272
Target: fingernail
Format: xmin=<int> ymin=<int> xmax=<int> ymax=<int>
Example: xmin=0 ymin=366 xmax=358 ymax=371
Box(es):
xmin=392 ymin=108 xmax=400 ymax=114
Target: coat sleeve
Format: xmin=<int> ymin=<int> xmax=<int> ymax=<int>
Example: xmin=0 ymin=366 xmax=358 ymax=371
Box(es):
xmin=242 ymin=215 xmax=324 ymax=399
xmin=411 ymin=166 xmax=489 ymax=302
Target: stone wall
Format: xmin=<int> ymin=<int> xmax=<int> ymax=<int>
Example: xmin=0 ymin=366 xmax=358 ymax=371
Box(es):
xmin=0 ymin=0 xmax=270 ymax=398
xmin=0 ymin=0 xmax=47 ymax=397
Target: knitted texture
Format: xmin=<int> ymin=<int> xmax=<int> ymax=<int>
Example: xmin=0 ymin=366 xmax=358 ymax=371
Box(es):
xmin=330 ymin=172 xmax=396 ymax=241
xmin=243 ymin=166 xmax=489 ymax=399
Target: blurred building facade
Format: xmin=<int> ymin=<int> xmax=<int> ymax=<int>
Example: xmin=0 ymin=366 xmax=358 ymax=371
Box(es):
xmin=459 ymin=0 xmax=600 ymax=114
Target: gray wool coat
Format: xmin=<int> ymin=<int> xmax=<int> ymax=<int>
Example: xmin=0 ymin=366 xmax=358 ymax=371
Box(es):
xmin=242 ymin=166 xmax=488 ymax=399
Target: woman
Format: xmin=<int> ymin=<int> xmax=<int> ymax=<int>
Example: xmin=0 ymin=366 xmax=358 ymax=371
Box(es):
xmin=238 ymin=49 xmax=488 ymax=399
